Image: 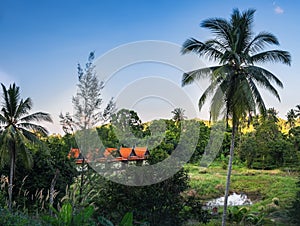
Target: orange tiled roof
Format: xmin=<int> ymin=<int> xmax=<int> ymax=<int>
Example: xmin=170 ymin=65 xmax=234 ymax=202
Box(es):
xmin=119 ymin=147 xmax=133 ymax=158
xmin=134 ymin=147 xmax=148 ymax=158
xmin=68 ymin=148 xmax=80 ymax=159
xmin=69 ymin=147 xmax=149 ymax=165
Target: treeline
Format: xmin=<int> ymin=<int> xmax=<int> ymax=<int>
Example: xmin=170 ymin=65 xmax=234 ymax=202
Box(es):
xmin=1 ymin=104 xmax=300 ymax=225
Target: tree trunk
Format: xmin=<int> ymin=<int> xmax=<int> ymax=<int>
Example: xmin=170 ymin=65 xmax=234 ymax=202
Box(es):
xmin=8 ymin=150 xmax=15 ymax=211
xmin=221 ymin=123 xmax=237 ymax=226
xmin=79 ymin=156 xmax=85 ymax=203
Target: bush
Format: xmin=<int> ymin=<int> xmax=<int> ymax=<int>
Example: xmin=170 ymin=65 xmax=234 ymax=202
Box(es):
xmin=0 ymin=208 xmax=43 ymax=226
xmin=290 ymin=176 xmax=300 ymax=224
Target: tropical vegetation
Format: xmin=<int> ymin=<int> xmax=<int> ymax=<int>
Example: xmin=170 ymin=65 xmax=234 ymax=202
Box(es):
xmin=181 ymin=8 xmax=291 ymax=225
xmin=1 ymin=8 xmax=299 ymax=226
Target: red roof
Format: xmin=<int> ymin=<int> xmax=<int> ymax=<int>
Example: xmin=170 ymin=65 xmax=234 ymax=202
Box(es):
xmin=119 ymin=147 xmax=133 ymax=158
xmin=68 ymin=148 xmax=80 ymax=159
xmin=68 ymin=147 xmax=149 ymax=165
xmin=134 ymin=147 xmax=148 ymax=158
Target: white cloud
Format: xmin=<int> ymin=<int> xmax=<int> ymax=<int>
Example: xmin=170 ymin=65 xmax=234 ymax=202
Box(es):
xmin=274 ymin=6 xmax=284 ymax=14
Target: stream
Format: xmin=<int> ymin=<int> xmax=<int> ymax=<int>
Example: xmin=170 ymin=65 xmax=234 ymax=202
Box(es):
xmin=206 ymin=192 xmax=253 ymax=207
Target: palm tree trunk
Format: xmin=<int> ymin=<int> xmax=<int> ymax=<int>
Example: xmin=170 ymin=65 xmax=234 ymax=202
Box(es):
xmin=8 ymin=150 xmax=15 ymax=211
xmin=221 ymin=123 xmax=237 ymax=226
xmin=79 ymin=156 xmax=85 ymax=203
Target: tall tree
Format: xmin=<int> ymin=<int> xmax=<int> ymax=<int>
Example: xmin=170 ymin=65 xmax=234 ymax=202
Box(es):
xmin=110 ymin=109 xmax=144 ymax=147
xmin=171 ymin=108 xmax=187 ymax=125
xmin=0 ymin=83 xmax=52 ymax=210
xmin=286 ymin=109 xmax=296 ymax=128
xmin=73 ymin=52 xmax=104 ymax=130
xmin=60 ymin=52 xmax=116 ymax=203
xmin=60 ymin=52 xmax=116 ymax=133
xmin=181 ymin=8 xmax=291 ymax=225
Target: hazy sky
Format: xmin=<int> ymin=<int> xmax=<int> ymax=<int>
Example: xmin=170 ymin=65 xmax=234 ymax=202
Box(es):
xmin=0 ymin=0 xmax=299 ymax=134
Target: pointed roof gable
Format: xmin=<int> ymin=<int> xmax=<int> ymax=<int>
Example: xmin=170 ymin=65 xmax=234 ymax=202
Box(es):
xmin=133 ymin=147 xmax=149 ymax=158
xmin=119 ymin=147 xmax=134 ymax=159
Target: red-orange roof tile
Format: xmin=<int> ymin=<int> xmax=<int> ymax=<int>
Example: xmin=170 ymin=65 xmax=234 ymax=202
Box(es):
xmin=134 ymin=147 xmax=148 ymax=158
xmin=68 ymin=148 xmax=80 ymax=159
xmin=119 ymin=147 xmax=133 ymax=158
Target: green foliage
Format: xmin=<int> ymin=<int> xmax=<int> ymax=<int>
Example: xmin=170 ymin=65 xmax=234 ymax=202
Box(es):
xmin=119 ymin=212 xmax=133 ymax=226
xmin=110 ymin=109 xmax=145 ymax=146
xmin=181 ymin=192 xmax=210 ymax=223
xmin=239 ymin=116 xmax=299 ymax=169
xmin=97 ymin=125 xmax=120 ymax=147
xmin=289 ymin=126 xmax=300 ymax=152
xmin=42 ymin=202 xmax=94 ymax=226
xmin=93 ymin=169 xmax=190 ymax=225
xmin=81 ymin=147 xmax=209 ymax=226
xmin=290 ymin=176 xmax=300 ymax=224
xmin=98 ymin=216 xmax=115 ymax=226
xmin=0 ymin=208 xmax=44 ymax=226
xmin=98 ymin=212 xmax=138 ymax=226
xmin=0 ymin=135 xmax=78 ymax=212
xmin=188 ymin=120 xmax=210 ymax=163
xmin=227 ymin=206 xmax=267 ymax=225
xmin=0 ymin=83 xmax=53 ymax=210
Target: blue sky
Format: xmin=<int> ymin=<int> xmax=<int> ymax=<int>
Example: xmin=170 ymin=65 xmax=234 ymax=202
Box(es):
xmin=0 ymin=0 xmax=299 ymax=134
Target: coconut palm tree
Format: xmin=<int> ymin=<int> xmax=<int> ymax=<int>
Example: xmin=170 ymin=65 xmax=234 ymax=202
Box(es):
xmin=181 ymin=9 xmax=291 ymax=225
xmin=266 ymin=107 xmax=279 ymax=123
xmin=286 ymin=109 xmax=296 ymax=128
xmin=0 ymin=83 xmax=52 ymax=210
xmin=171 ymin=108 xmax=187 ymax=125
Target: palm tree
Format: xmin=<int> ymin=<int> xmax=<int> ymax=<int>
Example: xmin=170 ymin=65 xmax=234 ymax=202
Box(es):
xmin=171 ymin=108 xmax=187 ymax=125
xmin=181 ymin=9 xmax=291 ymax=225
xmin=0 ymin=83 xmax=52 ymax=210
xmin=295 ymin=105 xmax=300 ymax=118
xmin=286 ymin=109 xmax=296 ymax=128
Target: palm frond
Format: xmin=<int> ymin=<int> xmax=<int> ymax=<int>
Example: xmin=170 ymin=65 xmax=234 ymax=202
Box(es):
xmin=182 ymin=66 xmax=220 ymax=86
xmin=181 ymin=38 xmax=224 ymax=61
xmin=6 ymin=83 xmax=20 ymax=117
xmin=0 ymin=113 xmax=7 ymax=125
xmin=246 ymin=66 xmax=283 ymax=88
xmin=251 ymin=50 xmax=291 ymax=65
xmin=245 ymin=32 xmax=279 ymax=54
xmin=229 ymin=8 xmax=255 ymax=53
xmin=1 ymin=84 xmax=11 ymax=115
xmin=210 ymin=84 xmax=226 ymax=121
xmin=0 ymin=132 xmax=9 ymax=167
xmin=248 ymin=70 xmax=281 ymax=101
xmin=20 ymin=112 xmax=53 ymax=123
xmin=205 ymin=39 xmax=228 ymax=52
xmin=247 ymin=78 xmax=267 ymax=115
xmin=15 ymin=129 xmax=33 ymax=169
xmin=201 ymin=18 xmax=231 ymax=46
xmin=19 ymin=128 xmax=40 ymax=143
xmin=232 ymin=77 xmax=256 ymax=117
xmin=14 ymin=98 xmax=32 ymax=119
xmin=18 ymin=123 xmax=49 ymax=137
xmin=198 ymin=82 xmax=218 ymax=111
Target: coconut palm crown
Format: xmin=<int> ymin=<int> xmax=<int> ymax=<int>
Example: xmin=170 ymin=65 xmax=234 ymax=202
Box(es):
xmin=181 ymin=8 xmax=291 ymax=225
xmin=182 ymin=8 xmax=291 ymax=124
